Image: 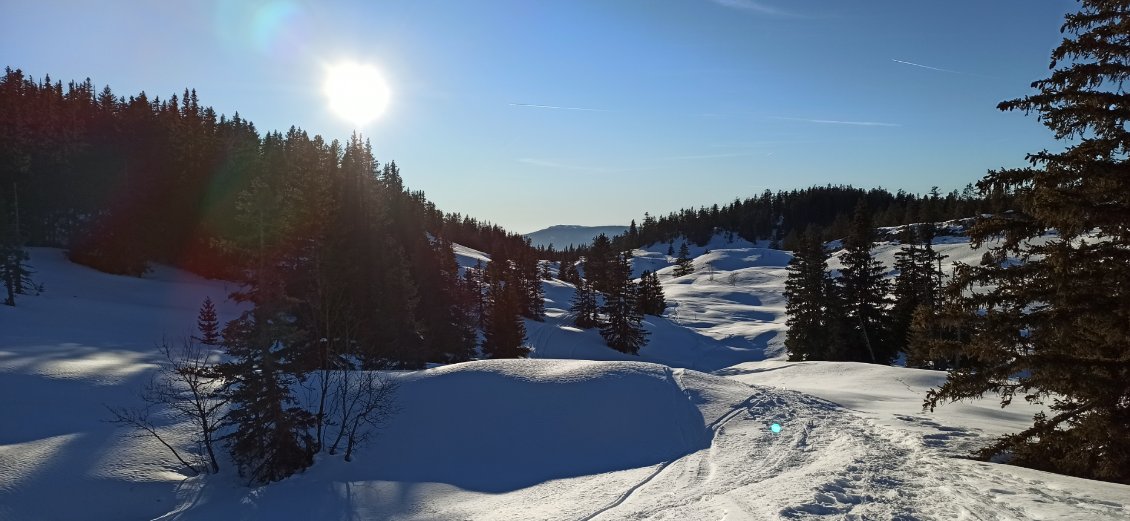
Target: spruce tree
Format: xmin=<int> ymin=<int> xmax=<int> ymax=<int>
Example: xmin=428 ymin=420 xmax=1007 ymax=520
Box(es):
xmin=1 ymin=197 xmax=33 ymax=306
xmin=571 ymin=278 xmax=601 ymax=329
xmin=482 ymin=253 xmax=530 ymax=358
xmin=891 ymin=224 xmax=946 ymax=360
xmin=195 ymin=297 xmax=220 ymax=345
xmin=585 ymin=233 xmax=616 ymax=293
xmin=926 ymin=0 xmax=1130 ymax=483
xmin=784 ymin=229 xmax=835 ymax=361
xmin=599 ymin=253 xmax=648 ymax=354
xmin=636 ymin=270 xmax=667 ymax=316
xmin=837 ymin=201 xmax=892 ymax=363
xmin=217 ymin=312 xmax=315 ymax=484
xmin=673 ymin=241 xmax=695 ymax=277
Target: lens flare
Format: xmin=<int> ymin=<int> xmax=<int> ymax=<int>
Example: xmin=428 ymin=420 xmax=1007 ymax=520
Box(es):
xmin=770 ymin=423 xmax=782 ymax=434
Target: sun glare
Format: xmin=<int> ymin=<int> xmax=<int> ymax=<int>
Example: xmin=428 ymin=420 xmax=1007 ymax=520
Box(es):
xmin=324 ymin=62 xmax=390 ymax=127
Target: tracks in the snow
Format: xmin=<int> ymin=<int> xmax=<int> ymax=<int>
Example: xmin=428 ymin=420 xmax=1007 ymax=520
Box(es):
xmin=577 ymin=386 xmax=768 ymax=521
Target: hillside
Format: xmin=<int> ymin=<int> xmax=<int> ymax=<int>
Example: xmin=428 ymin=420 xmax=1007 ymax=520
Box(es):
xmin=525 ymin=225 xmax=628 ymax=249
xmin=1 ymin=243 xmax=1128 ymax=520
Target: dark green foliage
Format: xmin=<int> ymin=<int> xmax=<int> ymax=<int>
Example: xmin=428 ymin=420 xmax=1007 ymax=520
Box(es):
xmin=195 ymin=297 xmax=220 ymax=345
xmin=636 ymin=270 xmax=666 ymax=316
xmin=584 ymin=233 xmax=616 ymax=293
xmin=557 ymin=257 xmax=580 ymax=285
xmin=784 ymin=229 xmax=837 ymax=361
xmin=514 ymin=244 xmax=545 ymax=321
xmin=218 ymin=312 xmax=315 ymax=485
xmin=599 ymin=253 xmax=648 ymax=354
xmin=587 ymin=185 xmax=1005 ymax=256
xmin=482 ymin=251 xmax=530 ymax=358
xmin=925 ymin=0 xmax=1130 ymax=484
xmin=464 ymin=259 xmax=487 ymax=328
xmin=2 ymin=68 xmax=554 ymax=484
xmin=890 ymin=224 xmax=947 ymax=366
xmin=1 ymin=195 xmax=33 ymax=306
xmin=413 ymin=235 xmax=477 ymax=364
xmin=672 ymin=241 xmax=695 ymax=277
xmin=836 ymin=201 xmax=893 ymax=363
xmin=571 ymin=278 xmax=601 ymax=329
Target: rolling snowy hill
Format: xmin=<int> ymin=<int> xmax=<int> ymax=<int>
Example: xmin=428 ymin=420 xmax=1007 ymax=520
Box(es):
xmin=524 ymin=225 xmax=628 ymax=249
xmin=1 ymin=239 xmax=1128 ymax=521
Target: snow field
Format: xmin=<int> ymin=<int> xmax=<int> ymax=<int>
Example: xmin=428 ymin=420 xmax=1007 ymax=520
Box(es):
xmin=1 ymin=239 xmax=1129 ymax=520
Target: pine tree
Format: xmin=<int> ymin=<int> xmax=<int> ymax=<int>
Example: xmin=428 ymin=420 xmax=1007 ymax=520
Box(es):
xmin=585 ymin=233 xmax=616 ymax=293
xmin=464 ymin=259 xmax=486 ymax=328
xmin=599 ymin=253 xmax=648 ymax=354
xmin=837 ymin=200 xmax=892 ymax=363
xmin=672 ymin=241 xmax=695 ymax=277
xmin=557 ymin=258 xmax=576 ymax=284
xmin=636 ymin=270 xmax=666 ymax=316
xmin=195 ymin=297 xmax=220 ymax=345
xmin=571 ymin=278 xmax=601 ymax=329
xmin=891 ymin=224 xmax=946 ymax=360
xmin=482 ymin=252 xmax=529 ymax=358
xmin=1 ymin=196 xmax=33 ymax=306
xmin=784 ymin=229 xmax=835 ymax=361
xmin=926 ymin=0 xmax=1130 ymax=483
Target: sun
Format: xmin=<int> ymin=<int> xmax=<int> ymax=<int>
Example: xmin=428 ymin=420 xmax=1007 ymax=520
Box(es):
xmin=323 ymin=61 xmax=391 ymax=127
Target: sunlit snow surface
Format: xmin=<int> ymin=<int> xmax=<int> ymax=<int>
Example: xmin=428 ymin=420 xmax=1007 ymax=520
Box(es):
xmin=1 ymin=240 xmax=1127 ymax=521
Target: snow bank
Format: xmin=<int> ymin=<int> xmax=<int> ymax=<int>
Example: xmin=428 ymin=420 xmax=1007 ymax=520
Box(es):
xmin=373 ymin=359 xmax=709 ymax=491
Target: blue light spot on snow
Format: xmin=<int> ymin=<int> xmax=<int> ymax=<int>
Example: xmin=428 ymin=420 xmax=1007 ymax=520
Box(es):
xmin=770 ymin=423 xmax=782 ymax=434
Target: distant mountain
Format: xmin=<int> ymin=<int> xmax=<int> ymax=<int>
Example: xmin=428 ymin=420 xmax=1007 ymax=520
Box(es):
xmin=525 ymin=225 xmax=628 ymax=249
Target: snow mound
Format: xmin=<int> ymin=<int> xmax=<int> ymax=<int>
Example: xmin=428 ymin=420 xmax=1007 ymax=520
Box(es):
xmin=374 ymin=359 xmax=710 ymax=491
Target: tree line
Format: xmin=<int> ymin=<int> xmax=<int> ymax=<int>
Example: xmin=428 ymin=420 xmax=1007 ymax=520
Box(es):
xmin=1 ymin=68 xmax=550 ymax=483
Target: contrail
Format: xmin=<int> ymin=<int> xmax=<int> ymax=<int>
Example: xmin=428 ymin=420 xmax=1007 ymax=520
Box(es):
xmin=891 ymin=59 xmax=963 ymax=75
xmin=509 ymin=103 xmax=608 ymax=112
xmin=772 ymin=116 xmax=901 ymax=127
xmin=709 ymin=0 xmax=790 ymax=16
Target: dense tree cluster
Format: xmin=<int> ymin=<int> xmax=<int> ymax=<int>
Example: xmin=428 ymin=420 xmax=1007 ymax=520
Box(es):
xmin=920 ymin=0 xmax=1130 ymax=484
xmin=2 ymin=68 xmax=547 ymax=483
xmin=595 ymin=185 xmax=1008 ymax=254
xmin=784 ymin=203 xmax=944 ymax=364
xmin=569 ymin=242 xmax=661 ymax=354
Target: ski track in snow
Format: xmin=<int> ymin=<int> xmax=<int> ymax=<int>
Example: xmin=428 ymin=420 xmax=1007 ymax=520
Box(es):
xmin=575 ymin=382 xmax=1129 ymax=521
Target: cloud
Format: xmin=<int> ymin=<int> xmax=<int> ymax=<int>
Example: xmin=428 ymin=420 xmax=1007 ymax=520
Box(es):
xmin=891 ymin=59 xmax=964 ymax=75
xmin=509 ymin=103 xmax=608 ymax=112
xmin=771 ymin=116 xmax=901 ymax=127
xmin=708 ymin=0 xmax=790 ymax=16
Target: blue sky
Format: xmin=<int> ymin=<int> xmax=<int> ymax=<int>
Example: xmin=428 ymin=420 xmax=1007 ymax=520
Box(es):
xmin=2 ymin=0 xmax=1074 ymax=233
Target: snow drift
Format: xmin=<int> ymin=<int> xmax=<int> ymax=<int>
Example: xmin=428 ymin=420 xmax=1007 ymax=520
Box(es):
xmin=375 ymin=359 xmax=710 ymax=491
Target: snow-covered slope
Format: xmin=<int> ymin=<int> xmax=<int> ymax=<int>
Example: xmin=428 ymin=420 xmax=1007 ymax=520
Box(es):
xmin=2 ymin=242 xmax=1129 ymax=521
xmin=0 ymin=248 xmax=245 ymax=521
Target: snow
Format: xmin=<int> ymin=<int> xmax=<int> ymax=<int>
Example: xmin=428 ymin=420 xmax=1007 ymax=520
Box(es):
xmin=2 ymin=240 xmax=1129 ymax=521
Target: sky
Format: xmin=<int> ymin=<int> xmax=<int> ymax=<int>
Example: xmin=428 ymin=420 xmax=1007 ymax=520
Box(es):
xmin=2 ymin=0 xmax=1076 ymax=233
